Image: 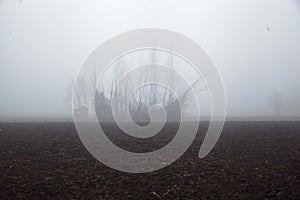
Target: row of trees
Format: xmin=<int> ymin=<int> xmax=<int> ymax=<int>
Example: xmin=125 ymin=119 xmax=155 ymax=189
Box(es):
xmin=67 ymin=49 xmax=207 ymax=121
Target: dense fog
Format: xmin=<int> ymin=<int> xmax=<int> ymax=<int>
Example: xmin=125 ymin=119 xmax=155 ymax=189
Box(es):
xmin=0 ymin=0 xmax=299 ymax=121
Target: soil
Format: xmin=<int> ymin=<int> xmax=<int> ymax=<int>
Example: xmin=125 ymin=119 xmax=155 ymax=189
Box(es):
xmin=0 ymin=121 xmax=299 ymax=199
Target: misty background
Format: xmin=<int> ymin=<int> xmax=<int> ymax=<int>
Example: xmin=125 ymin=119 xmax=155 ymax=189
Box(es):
xmin=0 ymin=0 xmax=300 ymax=121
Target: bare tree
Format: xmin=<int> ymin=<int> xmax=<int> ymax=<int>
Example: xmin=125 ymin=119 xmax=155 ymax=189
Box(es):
xmin=67 ymin=48 xmax=208 ymax=121
xmin=271 ymin=89 xmax=283 ymax=117
xmin=66 ymin=77 xmax=89 ymax=108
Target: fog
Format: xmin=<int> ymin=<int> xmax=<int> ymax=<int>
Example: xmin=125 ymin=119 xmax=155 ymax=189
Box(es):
xmin=0 ymin=0 xmax=300 ymax=121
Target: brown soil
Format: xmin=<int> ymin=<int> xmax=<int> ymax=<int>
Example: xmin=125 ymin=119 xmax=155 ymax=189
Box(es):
xmin=0 ymin=121 xmax=299 ymax=199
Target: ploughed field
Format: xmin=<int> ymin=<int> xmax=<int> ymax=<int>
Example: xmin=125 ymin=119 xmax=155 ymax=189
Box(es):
xmin=0 ymin=121 xmax=299 ymax=199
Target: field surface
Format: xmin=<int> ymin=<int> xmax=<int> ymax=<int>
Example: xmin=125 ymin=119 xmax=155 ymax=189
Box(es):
xmin=0 ymin=121 xmax=299 ymax=199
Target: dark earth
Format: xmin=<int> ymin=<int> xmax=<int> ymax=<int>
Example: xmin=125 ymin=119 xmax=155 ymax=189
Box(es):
xmin=0 ymin=121 xmax=299 ymax=199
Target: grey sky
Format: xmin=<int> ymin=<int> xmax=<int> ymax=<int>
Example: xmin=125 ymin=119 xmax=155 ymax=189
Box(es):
xmin=0 ymin=0 xmax=299 ymax=120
